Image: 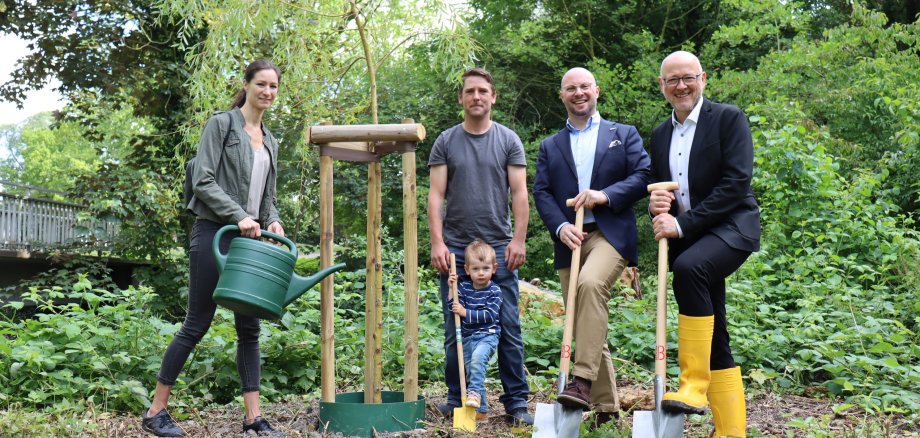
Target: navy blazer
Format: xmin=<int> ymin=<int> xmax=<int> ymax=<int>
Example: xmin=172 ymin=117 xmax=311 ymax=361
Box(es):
xmin=649 ymin=98 xmax=760 ymax=252
xmin=533 ymin=118 xmax=651 ymax=268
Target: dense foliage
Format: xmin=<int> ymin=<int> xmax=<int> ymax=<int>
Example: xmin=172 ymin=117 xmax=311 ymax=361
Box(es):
xmin=0 ymin=0 xmax=918 ymax=434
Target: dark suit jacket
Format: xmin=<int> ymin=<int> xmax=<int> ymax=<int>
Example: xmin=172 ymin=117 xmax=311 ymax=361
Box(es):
xmin=533 ymin=118 xmax=651 ymax=268
xmin=649 ymin=98 xmax=760 ymax=252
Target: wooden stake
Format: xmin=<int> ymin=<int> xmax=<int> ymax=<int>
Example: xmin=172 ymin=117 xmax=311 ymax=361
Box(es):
xmin=401 ymin=118 xmax=419 ymax=402
xmin=365 ymin=149 xmax=383 ymax=404
xmin=319 ymin=122 xmax=336 ymax=403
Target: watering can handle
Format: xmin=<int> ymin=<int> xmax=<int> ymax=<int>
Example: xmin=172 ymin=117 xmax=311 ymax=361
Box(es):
xmin=212 ymin=225 xmax=299 ymax=273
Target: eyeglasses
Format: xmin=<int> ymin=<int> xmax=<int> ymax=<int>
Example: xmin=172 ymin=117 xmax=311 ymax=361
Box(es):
xmin=663 ymin=73 xmax=703 ymax=87
xmin=562 ymin=83 xmax=596 ymax=94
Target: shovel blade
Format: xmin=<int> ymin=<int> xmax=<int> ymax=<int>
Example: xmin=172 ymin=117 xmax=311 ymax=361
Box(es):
xmin=633 ymin=410 xmax=655 ymax=437
xmin=632 ymin=409 xmax=684 ymax=438
xmin=532 ymin=403 xmax=556 ymax=438
xmin=532 ymin=402 xmax=582 ymax=438
xmin=555 ymin=405 xmax=583 ymax=437
xmin=453 ymin=406 xmax=476 ymax=432
xmin=658 ymin=410 xmax=685 ymax=437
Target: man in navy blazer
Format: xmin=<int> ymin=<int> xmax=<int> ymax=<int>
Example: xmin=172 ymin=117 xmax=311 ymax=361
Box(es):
xmin=533 ymin=67 xmax=651 ymax=421
xmin=648 ymin=51 xmax=760 ymax=438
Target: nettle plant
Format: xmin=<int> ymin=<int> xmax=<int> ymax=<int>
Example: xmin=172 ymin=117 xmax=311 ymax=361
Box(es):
xmin=0 ymin=277 xmax=166 ymax=412
xmin=727 ymin=108 xmax=920 ymax=416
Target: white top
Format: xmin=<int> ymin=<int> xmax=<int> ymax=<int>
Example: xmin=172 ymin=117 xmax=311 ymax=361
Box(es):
xmin=668 ymin=96 xmax=704 ymax=237
xmin=246 ymin=146 xmax=271 ymax=220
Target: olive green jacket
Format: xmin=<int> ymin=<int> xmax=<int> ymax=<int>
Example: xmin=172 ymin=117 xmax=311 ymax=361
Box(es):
xmin=186 ymin=108 xmax=282 ymax=227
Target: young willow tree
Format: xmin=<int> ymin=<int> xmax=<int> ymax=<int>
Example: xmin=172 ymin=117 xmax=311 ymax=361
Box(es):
xmin=154 ymin=0 xmax=480 ymax=241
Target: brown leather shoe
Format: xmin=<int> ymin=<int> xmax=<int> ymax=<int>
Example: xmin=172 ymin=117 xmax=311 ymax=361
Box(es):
xmin=556 ymin=376 xmax=592 ymax=409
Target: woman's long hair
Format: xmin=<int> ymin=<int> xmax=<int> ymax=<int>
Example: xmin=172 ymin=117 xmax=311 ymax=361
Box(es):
xmin=230 ymin=59 xmax=282 ymax=109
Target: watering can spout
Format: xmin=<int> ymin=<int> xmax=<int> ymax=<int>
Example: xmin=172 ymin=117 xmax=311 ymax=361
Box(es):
xmin=284 ymin=263 xmax=347 ymax=307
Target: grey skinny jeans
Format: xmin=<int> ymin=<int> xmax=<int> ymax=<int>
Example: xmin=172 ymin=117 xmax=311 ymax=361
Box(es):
xmin=156 ymin=219 xmax=262 ymax=393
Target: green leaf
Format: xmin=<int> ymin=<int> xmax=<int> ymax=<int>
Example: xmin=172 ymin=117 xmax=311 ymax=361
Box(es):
xmin=4 ymin=301 xmax=25 ymax=310
xmin=868 ymin=342 xmax=893 ymax=353
xmin=881 ymin=357 xmax=900 ymax=368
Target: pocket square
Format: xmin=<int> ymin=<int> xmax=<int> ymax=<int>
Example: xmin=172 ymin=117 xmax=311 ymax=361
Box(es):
xmin=608 ymin=139 xmax=622 ymax=148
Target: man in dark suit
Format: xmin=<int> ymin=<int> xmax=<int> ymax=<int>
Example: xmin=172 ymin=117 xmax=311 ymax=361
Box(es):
xmin=533 ymin=67 xmax=651 ymax=422
xmin=649 ymin=51 xmax=760 ymax=438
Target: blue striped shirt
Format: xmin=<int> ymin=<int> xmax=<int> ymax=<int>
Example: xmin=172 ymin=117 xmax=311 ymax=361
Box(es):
xmin=452 ymin=280 xmax=502 ymax=337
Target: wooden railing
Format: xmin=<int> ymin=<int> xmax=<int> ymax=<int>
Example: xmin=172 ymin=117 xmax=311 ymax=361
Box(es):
xmin=0 ymin=181 xmax=117 ymax=251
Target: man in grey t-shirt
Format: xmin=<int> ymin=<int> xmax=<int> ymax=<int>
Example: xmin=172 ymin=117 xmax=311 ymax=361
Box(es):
xmin=427 ymin=67 xmax=532 ymax=426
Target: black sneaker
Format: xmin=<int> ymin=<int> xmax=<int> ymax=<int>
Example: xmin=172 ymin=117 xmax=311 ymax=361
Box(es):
xmin=243 ymin=416 xmax=283 ymax=436
xmin=141 ymin=409 xmax=185 ymax=437
xmin=436 ymin=402 xmax=459 ymax=418
xmin=505 ymin=407 xmax=534 ymax=426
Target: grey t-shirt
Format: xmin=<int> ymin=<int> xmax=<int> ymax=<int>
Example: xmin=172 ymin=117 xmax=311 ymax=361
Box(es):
xmin=428 ymin=122 xmax=526 ymax=247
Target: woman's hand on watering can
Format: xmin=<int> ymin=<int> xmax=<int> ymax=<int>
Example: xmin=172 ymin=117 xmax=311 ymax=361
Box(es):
xmin=265 ymin=221 xmax=285 ymax=245
xmin=267 ymin=221 xmax=284 ymax=236
xmin=238 ymin=217 xmax=261 ymax=238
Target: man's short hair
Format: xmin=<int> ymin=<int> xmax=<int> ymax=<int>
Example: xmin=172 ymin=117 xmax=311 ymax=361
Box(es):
xmin=460 ymin=68 xmax=496 ymax=94
xmin=465 ymin=239 xmax=497 ymax=266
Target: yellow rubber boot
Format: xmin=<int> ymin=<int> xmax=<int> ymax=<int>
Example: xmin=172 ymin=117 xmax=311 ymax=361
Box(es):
xmin=709 ymin=367 xmax=746 ymax=438
xmin=661 ymin=314 xmax=714 ymax=415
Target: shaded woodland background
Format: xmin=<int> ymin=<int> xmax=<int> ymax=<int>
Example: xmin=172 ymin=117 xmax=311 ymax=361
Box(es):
xmin=1 ymin=0 xmax=918 ymax=435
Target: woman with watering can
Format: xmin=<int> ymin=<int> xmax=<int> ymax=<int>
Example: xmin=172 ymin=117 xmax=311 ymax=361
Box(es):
xmin=142 ymin=59 xmax=285 ymax=437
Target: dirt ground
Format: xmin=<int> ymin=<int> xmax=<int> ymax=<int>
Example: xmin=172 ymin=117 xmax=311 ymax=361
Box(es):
xmin=92 ymin=381 xmax=918 ymax=437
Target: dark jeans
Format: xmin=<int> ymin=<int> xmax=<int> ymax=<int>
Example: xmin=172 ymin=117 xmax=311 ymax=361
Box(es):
xmin=156 ymin=219 xmax=263 ymax=393
xmin=670 ymin=232 xmax=751 ymax=371
xmin=440 ymin=243 xmax=530 ymax=412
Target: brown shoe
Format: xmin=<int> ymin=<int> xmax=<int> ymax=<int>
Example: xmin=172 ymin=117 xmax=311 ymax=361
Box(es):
xmin=475 ymin=411 xmax=488 ymax=422
xmin=556 ymin=376 xmax=592 ymax=409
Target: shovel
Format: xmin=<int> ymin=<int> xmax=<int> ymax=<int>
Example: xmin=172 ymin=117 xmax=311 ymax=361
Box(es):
xmin=633 ymin=181 xmax=684 ymax=438
xmin=533 ymin=202 xmax=585 ymax=438
xmin=450 ymin=253 xmax=477 ymax=432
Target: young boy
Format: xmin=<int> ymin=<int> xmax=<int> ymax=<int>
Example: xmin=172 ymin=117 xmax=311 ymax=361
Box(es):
xmin=447 ymin=239 xmax=503 ymax=419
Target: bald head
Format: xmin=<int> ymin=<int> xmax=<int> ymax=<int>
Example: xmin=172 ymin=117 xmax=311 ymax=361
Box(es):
xmin=561 ymin=67 xmax=596 ymax=89
xmin=660 ymin=51 xmax=703 ymax=76
xmin=559 ymin=67 xmax=600 ymax=123
xmin=659 ymin=51 xmax=707 ymax=123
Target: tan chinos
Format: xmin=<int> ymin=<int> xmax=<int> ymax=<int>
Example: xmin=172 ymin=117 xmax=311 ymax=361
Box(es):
xmin=558 ymin=228 xmax=626 ymax=413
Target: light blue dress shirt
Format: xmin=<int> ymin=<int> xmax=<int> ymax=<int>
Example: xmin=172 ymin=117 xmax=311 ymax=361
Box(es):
xmin=555 ymin=112 xmax=601 ymax=237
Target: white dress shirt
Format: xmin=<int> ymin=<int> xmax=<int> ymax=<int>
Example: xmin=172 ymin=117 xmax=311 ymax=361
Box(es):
xmin=668 ymin=96 xmax=704 ymax=237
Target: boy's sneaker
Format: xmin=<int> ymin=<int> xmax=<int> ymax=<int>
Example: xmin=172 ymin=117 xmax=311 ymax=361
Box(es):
xmin=476 ymin=411 xmax=489 ymax=422
xmin=465 ymin=392 xmax=481 ymax=409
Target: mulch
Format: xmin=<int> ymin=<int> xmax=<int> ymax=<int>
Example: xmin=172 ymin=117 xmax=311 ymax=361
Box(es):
xmin=89 ymin=382 xmax=918 ymax=437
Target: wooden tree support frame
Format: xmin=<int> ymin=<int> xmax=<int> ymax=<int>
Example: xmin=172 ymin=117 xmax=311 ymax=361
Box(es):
xmin=310 ymin=119 xmax=424 ymax=404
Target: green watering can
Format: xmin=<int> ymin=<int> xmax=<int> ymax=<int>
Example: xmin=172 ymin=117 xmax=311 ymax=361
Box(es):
xmin=212 ymin=225 xmax=345 ymax=320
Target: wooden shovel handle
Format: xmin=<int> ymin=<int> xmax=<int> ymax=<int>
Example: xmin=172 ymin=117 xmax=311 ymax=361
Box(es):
xmin=655 ymin=238 xmax=669 ymax=377
xmin=647 ymin=181 xmax=679 ymax=192
xmin=559 ymin=205 xmax=584 ymax=377
xmin=450 ymin=253 xmax=468 ymax=398
xmin=647 ymin=181 xmax=678 ymax=378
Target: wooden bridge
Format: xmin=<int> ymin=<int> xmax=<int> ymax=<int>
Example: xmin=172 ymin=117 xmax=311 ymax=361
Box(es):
xmin=0 ymin=181 xmax=117 ymax=253
xmin=0 ymin=181 xmax=135 ymax=291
